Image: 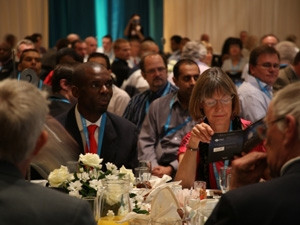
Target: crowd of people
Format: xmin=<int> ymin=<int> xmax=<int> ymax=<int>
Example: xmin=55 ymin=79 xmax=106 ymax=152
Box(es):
xmin=1 ymin=17 xmax=300 ymax=224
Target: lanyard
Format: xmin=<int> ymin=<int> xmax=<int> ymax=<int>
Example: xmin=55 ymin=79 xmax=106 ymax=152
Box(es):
xmin=17 ymin=72 xmax=43 ymax=90
xmin=145 ymin=82 xmax=171 ymax=114
xmin=256 ymin=78 xmax=272 ymax=99
xmin=49 ymin=97 xmax=70 ymax=104
xmin=80 ymin=113 xmax=107 ymax=156
xmin=162 ymin=95 xmax=191 ymax=138
xmin=213 ymin=121 xmax=232 ymax=189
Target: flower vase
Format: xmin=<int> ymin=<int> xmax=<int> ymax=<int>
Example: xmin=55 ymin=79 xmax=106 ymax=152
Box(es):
xmin=99 ymin=179 xmax=131 ymax=222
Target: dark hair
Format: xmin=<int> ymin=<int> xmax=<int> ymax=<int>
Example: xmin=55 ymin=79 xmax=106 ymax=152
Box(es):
xmin=30 ymin=33 xmax=43 ymax=43
xmin=71 ymin=39 xmax=84 ymax=49
xmin=249 ymin=45 xmax=280 ymax=66
xmin=171 ymin=35 xmax=182 ymax=44
xmin=140 ymin=53 xmax=167 ymax=73
xmin=88 ymin=52 xmax=111 ymax=70
xmin=130 ymin=13 xmax=140 ymax=19
xmin=293 ymin=51 xmax=300 ymax=65
xmin=19 ymin=49 xmax=39 ymax=63
xmin=228 ymin=38 xmax=243 ymax=49
xmin=52 ymin=64 xmax=74 ymax=93
xmin=103 ymin=34 xmax=112 ymax=42
xmin=173 ymin=59 xmax=199 ymax=79
xmin=55 ymin=38 xmax=70 ymax=50
xmin=56 ymin=47 xmax=82 ymax=64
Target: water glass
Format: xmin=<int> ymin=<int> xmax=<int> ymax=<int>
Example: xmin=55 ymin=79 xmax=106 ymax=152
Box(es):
xmin=218 ymin=167 xmax=231 ymax=193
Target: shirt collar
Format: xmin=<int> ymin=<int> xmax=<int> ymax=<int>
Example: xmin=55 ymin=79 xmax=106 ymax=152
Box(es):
xmin=75 ymin=104 xmax=102 ymax=132
xmin=280 ymin=156 xmax=300 ymax=176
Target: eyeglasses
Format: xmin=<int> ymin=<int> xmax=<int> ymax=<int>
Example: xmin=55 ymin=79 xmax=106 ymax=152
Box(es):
xmin=257 ymin=116 xmax=286 ymax=140
xmin=257 ymin=62 xmax=280 ymax=70
xmin=203 ymin=95 xmax=234 ymax=107
xmin=145 ymin=67 xmax=166 ymax=75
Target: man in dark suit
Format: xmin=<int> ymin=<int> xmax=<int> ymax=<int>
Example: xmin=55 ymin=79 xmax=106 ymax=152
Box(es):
xmin=57 ymin=62 xmax=138 ymax=170
xmin=206 ymin=82 xmax=300 ymax=225
xmin=0 ymin=79 xmax=95 ymax=225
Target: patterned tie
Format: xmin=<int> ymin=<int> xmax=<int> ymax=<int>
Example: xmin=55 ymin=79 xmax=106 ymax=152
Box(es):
xmin=86 ymin=125 xmax=98 ymax=154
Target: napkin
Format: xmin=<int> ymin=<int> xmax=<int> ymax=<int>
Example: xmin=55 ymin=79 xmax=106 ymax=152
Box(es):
xmin=149 ymin=174 xmax=172 ymax=189
xmin=118 ymin=187 xmax=182 ymax=224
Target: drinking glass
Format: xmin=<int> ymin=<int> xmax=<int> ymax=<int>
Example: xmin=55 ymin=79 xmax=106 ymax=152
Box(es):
xmin=184 ymin=195 xmax=201 ymax=225
xmin=193 ymin=181 xmax=207 ymax=200
xmin=134 ymin=160 xmax=152 ymax=185
xmin=218 ymin=167 xmax=231 ymax=194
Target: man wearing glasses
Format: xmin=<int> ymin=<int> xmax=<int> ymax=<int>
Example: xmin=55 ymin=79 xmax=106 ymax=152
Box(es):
xmin=238 ymin=45 xmax=280 ymax=122
xmin=206 ymin=82 xmax=300 ymax=225
xmin=138 ymin=59 xmax=199 ymax=178
xmin=123 ymin=53 xmax=177 ymax=133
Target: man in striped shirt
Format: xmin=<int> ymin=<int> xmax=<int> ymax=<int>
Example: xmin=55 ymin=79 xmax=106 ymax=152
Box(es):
xmin=123 ymin=53 xmax=177 ymax=133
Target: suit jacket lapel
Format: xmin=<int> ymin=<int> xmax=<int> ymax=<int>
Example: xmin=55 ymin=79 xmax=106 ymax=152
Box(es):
xmin=65 ymin=107 xmax=84 ymax=153
xmin=101 ymin=113 xmax=118 ymax=161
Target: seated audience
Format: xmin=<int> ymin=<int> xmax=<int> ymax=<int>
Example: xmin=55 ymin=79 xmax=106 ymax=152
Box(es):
xmin=43 ymin=47 xmax=82 ymax=85
xmin=238 ymin=45 xmax=280 ymax=122
xmin=15 ymin=39 xmax=35 ymax=61
xmin=275 ymin=40 xmax=299 ymax=69
xmin=128 ymin=37 xmax=141 ymax=69
xmin=71 ymin=39 xmax=87 ymax=62
xmin=181 ymin=41 xmax=210 ymax=74
xmin=206 ymin=82 xmax=300 ymax=225
xmin=48 ymin=64 xmax=77 ymax=117
xmin=0 ymin=79 xmax=95 ymax=225
xmin=138 ymin=59 xmax=199 ymax=178
xmin=0 ymin=42 xmax=16 ymax=80
xmin=175 ymin=67 xmax=265 ymax=189
xmin=221 ymin=38 xmax=247 ymax=83
xmin=56 ymin=62 xmax=138 ymax=170
xmin=123 ymin=53 xmax=177 ymax=133
xmin=85 ymin=36 xmax=98 ymax=58
xmin=273 ymin=51 xmax=300 ymax=93
xmin=121 ymin=40 xmax=159 ymax=97
xmin=17 ymin=49 xmax=50 ymax=92
xmin=98 ymin=34 xmax=115 ymax=63
xmin=241 ymin=33 xmax=280 ymax=80
xmin=111 ymin=38 xmax=131 ymax=87
xmin=168 ymin=35 xmax=182 ymax=63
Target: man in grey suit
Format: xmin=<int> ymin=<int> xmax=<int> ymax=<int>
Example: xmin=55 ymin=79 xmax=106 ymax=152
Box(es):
xmin=206 ymin=82 xmax=300 ymax=225
xmin=0 ymin=79 xmax=95 ymax=225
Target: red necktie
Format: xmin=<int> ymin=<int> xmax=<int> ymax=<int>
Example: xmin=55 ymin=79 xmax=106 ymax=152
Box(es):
xmin=86 ymin=125 xmax=98 ymax=154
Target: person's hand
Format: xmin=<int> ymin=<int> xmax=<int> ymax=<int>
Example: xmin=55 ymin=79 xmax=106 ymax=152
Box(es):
xmin=230 ymin=151 xmax=267 ymax=190
xmin=189 ymin=122 xmax=214 ymax=145
xmin=152 ymin=165 xmax=173 ymax=178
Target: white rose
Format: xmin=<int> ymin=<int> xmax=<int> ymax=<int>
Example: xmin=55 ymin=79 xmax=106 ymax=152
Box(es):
xmin=106 ymin=162 xmax=118 ymax=173
xmin=119 ymin=166 xmax=135 ymax=183
xmin=79 ymin=153 xmax=103 ymax=168
xmin=48 ymin=166 xmax=73 ymax=188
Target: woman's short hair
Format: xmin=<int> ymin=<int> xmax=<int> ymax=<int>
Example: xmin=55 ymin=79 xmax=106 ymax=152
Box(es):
xmin=189 ymin=67 xmax=240 ymax=121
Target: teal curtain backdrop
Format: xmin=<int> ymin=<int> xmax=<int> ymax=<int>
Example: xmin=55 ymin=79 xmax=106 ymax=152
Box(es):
xmin=49 ymin=0 xmax=96 ymax=47
xmin=49 ymin=0 xmax=163 ymax=50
